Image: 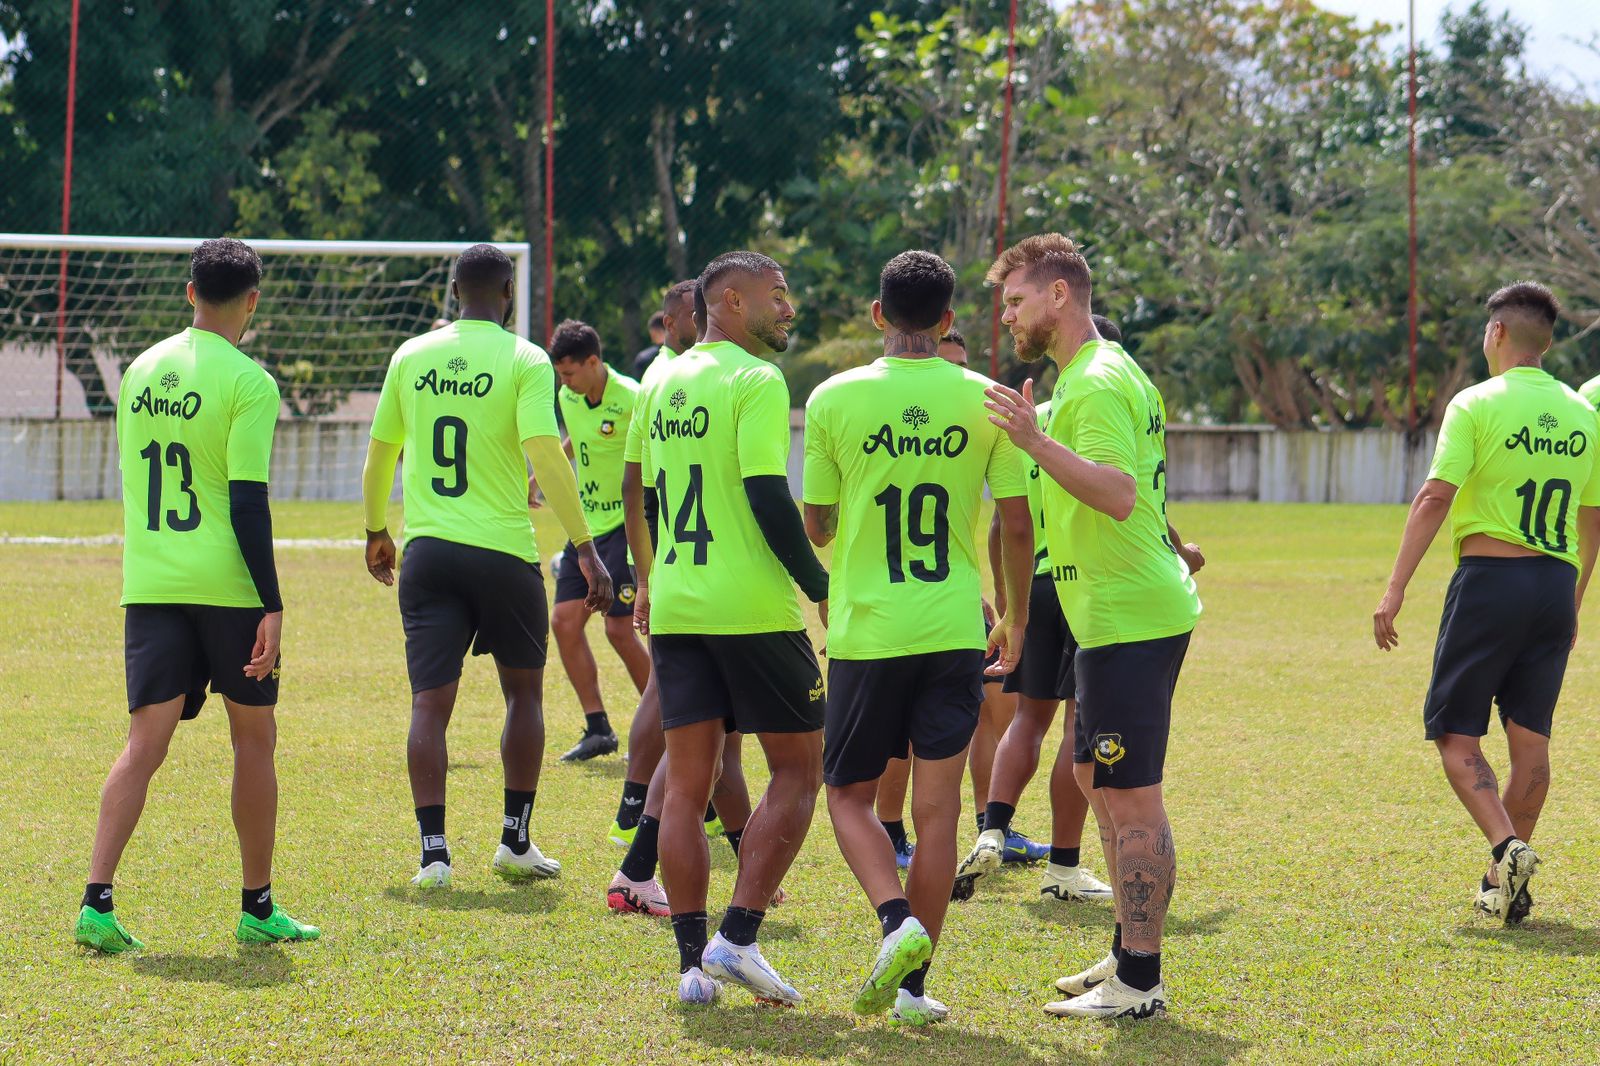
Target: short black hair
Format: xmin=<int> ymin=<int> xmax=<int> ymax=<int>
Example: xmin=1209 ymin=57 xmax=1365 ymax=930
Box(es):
xmin=1486 ymin=281 xmax=1560 ymax=327
xmin=189 ymin=238 xmax=261 ymax=304
xmin=1091 ymin=314 xmax=1123 ymax=344
xmin=549 ymin=319 xmax=601 ymax=363
xmin=698 ymin=251 xmax=782 ymax=304
xmin=940 ymin=328 xmax=967 ymax=351
xmin=880 ymin=250 xmax=956 ymax=333
xmin=663 ymin=279 xmax=697 ymax=316
xmin=692 ymin=282 xmax=707 ymax=323
xmin=647 ymin=311 xmax=665 ymax=330
xmin=454 ymin=243 xmax=514 ymax=296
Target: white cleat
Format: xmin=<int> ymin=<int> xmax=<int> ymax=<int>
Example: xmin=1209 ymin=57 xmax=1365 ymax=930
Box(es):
xmin=951 ymin=829 xmax=1005 ymax=901
xmin=1045 ymin=977 xmax=1167 ymax=1019
xmin=1473 ymin=884 xmax=1505 ymax=919
xmin=411 ymin=861 xmax=453 ymax=889
xmin=1054 ymin=952 xmax=1118 ymax=996
xmin=1494 ymin=840 xmax=1540 ymax=928
xmin=700 ymin=933 xmax=802 ymax=1006
xmin=1039 ymin=863 xmax=1114 ymax=903
xmin=678 ymin=965 xmax=722 ymax=1006
xmin=492 ymin=842 xmax=561 ymax=881
xmin=889 ymin=988 xmax=950 ymax=1027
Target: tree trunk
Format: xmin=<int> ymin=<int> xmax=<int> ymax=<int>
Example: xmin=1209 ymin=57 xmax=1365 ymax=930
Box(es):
xmin=650 ymin=107 xmax=688 ymax=281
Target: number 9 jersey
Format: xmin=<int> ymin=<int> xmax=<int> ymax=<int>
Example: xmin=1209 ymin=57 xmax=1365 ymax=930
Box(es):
xmin=1428 ymin=366 xmax=1600 ymax=569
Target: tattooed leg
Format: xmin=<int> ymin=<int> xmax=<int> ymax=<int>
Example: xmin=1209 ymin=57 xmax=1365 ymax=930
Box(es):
xmin=1435 ymin=734 xmax=1516 ymax=846
xmin=1501 ymin=722 xmax=1551 ymax=844
xmin=1099 ymin=783 xmax=1173 ymax=956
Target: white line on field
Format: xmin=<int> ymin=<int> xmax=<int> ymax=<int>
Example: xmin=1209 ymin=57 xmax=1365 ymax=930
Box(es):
xmin=0 ymin=535 xmax=364 ymax=548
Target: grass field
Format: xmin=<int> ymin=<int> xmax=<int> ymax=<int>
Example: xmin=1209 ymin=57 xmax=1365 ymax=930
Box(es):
xmin=3 ymin=501 xmax=1599 ymax=1064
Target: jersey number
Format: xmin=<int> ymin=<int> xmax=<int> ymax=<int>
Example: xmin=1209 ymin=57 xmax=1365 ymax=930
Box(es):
xmin=138 ymin=440 xmax=200 ymax=532
xmin=1515 ymin=478 xmax=1571 ymax=553
xmin=656 ymin=464 xmax=712 ymax=565
xmin=432 ymin=416 xmax=468 ymax=497
xmin=578 ymin=441 xmax=590 ymax=468
xmin=1154 ymin=460 xmax=1176 ymax=554
xmin=876 ymin=483 xmax=950 ymax=583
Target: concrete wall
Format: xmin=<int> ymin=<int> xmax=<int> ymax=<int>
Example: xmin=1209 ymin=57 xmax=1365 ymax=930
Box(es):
xmin=1 ymin=417 xmax=1435 ymax=504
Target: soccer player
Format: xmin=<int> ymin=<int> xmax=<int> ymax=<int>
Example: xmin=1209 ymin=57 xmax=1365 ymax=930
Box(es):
xmin=1579 ymin=372 xmax=1600 ymax=408
xmin=632 ymin=251 xmax=830 ymax=1007
xmin=805 ymin=251 xmax=1033 ymax=1025
xmin=984 ymin=234 xmax=1201 ymax=1020
xmin=1375 ymin=282 xmax=1600 ymax=926
xmin=546 ymin=319 xmax=650 ymax=762
xmin=361 ymin=244 xmax=613 ymax=889
xmin=77 ymin=238 xmax=318 ymax=953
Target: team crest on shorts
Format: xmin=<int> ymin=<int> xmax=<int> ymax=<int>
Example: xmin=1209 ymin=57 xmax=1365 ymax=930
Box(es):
xmin=1092 ymin=733 xmax=1125 ymax=767
xmin=618 ymin=583 xmax=636 ymax=605
xmin=600 ymin=420 xmax=616 ymax=437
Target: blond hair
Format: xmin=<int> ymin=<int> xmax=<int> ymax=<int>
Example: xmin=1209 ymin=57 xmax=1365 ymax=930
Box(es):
xmin=985 ymin=233 xmax=1091 ymax=304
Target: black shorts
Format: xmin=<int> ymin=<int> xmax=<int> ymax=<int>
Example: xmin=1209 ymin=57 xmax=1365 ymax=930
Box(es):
xmin=1075 ymin=630 xmax=1191 ymax=789
xmin=398 ymin=536 xmax=548 ymax=693
xmin=555 ymin=526 xmax=636 ymax=618
xmin=1424 ymin=556 xmax=1576 ymax=741
xmin=124 ymin=603 xmax=278 ymax=719
xmin=1003 ymin=573 xmax=1077 ymax=701
xmin=653 ymin=631 xmax=824 ymax=735
xmin=824 ymin=650 xmax=983 ymax=786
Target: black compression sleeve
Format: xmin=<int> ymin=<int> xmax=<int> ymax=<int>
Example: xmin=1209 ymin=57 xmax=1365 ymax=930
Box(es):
xmin=229 ymin=480 xmax=283 ymax=613
xmin=743 ymin=475 xmax=829 ymax=603
xmin=643 ymin=486 xmax=660 ymax=549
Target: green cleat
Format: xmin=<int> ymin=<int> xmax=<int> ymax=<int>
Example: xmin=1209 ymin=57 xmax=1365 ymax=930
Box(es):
xmin=608 ymin=819 xmax=637 ymax=847
xmin=853 ymin=917 xmax=933 ymax=1015
xmin=236 ymin=904 xmax=320 ymax=944
xmin=74 ymin=906 xmax=144 ymax=954
xmin=704 ymin=815 xmax=724 ymax=839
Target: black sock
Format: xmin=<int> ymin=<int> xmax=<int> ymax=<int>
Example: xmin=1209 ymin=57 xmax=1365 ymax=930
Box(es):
xmin=724 ymin=828 xmax=743 ymax=856
xmin=83 ymin=883 xmax=114 ymax=914
xmin=615 ymin=781 xmax=649 ymax=831
xmin=1051 ymin=846 xmax=1081 ymax=868
xmin=242 ymin=884 xmax=274 ymax=921
xmin=975 ymin=810 xmax=986 ymax=832
xmin=900 ymin=961 xmax=929 ymax=997
xmin=881 ymin=820 xmax=908 ymax=849
xmin=1481 ymin=874 xmax=1495 ymax=892
xmin=984 ymin=801 xmax=1016 ymax=837
xmin=416 ymin=804 xmax=449 ymax=867
xmin=619 ymin=815 xmax=661 ymax=882
xmin=1492 ymin=836 xmax=1516 ymax=863
xmin=672 ymin=911 xmax=709 ymax=973
xmin=704 ymin=801 xmax=719 ymax=825
xmin=719 ymin=905 xmax=766 ymax=947
xmin=585 ymin=711 xmax=613 ymax=737
xmin=1116 ymin=948 xmax=1161 ymax=992
xmin=501 ymin=789 xmax=534 ymax=855
xmin=1112 ymin=922 xmax=1123 ymax=960
xmin=875 ymin=896 xmax=913 ymax=937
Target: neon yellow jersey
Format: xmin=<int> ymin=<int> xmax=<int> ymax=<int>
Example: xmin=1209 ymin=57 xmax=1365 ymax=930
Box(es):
xmin=1024 ymin=399 xmax=1054 ymax=576
xmin=638 ymin=340 xmax=803 ymax=634
xmin=117 ymin=328 xmax=280 ymax=607
xmin=1578 ymin=374 xmax=1600 ymax=409
xmin=1427 ymin=366 xmax=1600 ymax=569
xmin=1043 ymin=340 xmax=1200 ymax=648
xmin=624 ymin=346 xmax=675 ymax=465
xmin=559 ymin=368 xmax=639 ymax=537
xmin=370 ymin=320 xmax=558 ymax=564
xmin=804 ymin=356 xmax=1026 ymax=659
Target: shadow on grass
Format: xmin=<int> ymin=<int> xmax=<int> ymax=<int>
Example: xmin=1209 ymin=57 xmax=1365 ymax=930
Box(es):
xmin=1022 ymin=902 xmax=1237 ymax=940
xmin=382 ymin=882 xmax=561 ymax=915
xmin=559 ymin=756 xmax=629 ymax=781
xmin=130 ymin=946 xmax=296 ymax=987
xmin=1456 ymin=918 xmax=1600 ymax=955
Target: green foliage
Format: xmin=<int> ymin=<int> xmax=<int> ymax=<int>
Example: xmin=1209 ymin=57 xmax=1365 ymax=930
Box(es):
xmin=232 ymin=108 xmax=382 ymax=240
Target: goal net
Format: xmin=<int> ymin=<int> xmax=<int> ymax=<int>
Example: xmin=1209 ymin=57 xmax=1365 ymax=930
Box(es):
xmin=0 ymin=234 xmax=533 ymax=501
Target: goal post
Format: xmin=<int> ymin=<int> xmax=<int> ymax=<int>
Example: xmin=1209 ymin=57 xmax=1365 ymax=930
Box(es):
xmin=0 ymin=234 xmax=534 ymax=501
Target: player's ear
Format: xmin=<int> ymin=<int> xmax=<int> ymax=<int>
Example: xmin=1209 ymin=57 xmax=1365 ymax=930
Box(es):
xmin=245 ymin=290 xmax=260 ymax=315
xmin=870 ymin=300 xmax=887 ymax=332
xmin=939 ymin=307 xmax=956 ymax=336
xmin=186 ymin=281 xmax=197 ymax=308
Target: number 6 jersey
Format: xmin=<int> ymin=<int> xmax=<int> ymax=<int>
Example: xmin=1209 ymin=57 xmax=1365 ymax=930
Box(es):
xmin=118 ymin=327 xmax=281 ymax=607
xmin=1428 ymin=365 xmax=1600 ymax=570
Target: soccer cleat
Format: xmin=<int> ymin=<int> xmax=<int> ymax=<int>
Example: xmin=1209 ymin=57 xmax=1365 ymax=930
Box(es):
xmin=1045 ymin=977 xmax=1166 ymax=1019
xmin=701 ymin=933 xmax=802 ymax=1006
xmin=951 ymin=829 xmax=1004 ymax=901
xmin=236 ymin=904 xmax=320 ymax=944
xmin=894 ymin=839 xmax=916 ymax=871
xmin=705 ymin=815 xmax=725 ymax=839
xmin=1507 ymin=883 xmax=1535 ymax=925
xmin=1040 ymin=863 xmax=1114 ymax=903
xmin=411 ymin=861 xmax=452 ymax=889
xmin=74 ymin=907 xmax=144 ymax=954
xmin=1054 ymin=952 xmax=1118 ymax=996
xmin=1001 ymin=828 xmax=1050 ymax=864
xmin=561 ymin=730 xmax=619 ymax=762
xmin=770 ymin=885 xmax=787 ymax=908
xmin=852 ymin=916 xmax=934 ymax=1015
xmin=1473 ymin=885 xmax=1505 ymax=919
xmin=1495 ymin=840 xmax=1540 ymax=928
xmin=678 ymin=965 xmax=722 ymax=1006
xmin=608 ymin=819 xmax=638 ymax=847
xmin=493 ymin=842 xmax=560 ymax=881
xmin=607 ymin=872 xmax=670 ymax=917
xmin=889 ymin=988 xmax=950 ymax=1027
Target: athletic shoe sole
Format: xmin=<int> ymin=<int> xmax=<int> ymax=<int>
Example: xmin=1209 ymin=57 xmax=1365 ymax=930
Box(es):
xmin=852 ymin=924 xmax=934 ymax=1015
xmin=607 ymin=886 xmax=668 ymax=917
xmin=1501 ymin=845 xmax=1540 ymax=928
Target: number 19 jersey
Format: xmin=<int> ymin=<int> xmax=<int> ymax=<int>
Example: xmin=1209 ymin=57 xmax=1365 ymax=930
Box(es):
xmin=1428 ymin=366 xmax=1600 ymax=569
xmin=637 ymin=340 xmax=803 ymax=634
xmin=370 ymin=319 xmax=558 ymax=564
xmin=803 ymin=356 xmax=1027 ymax=660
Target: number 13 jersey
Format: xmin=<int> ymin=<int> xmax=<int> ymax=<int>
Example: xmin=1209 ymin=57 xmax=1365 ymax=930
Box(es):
xmin=637 ymin=340 xmax=803 ymax=635
xmin=1428 ymin=365 xmax=1600 ymax=569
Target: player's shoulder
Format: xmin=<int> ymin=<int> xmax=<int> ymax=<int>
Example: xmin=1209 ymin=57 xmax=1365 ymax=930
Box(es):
xmin=808 ymin=361 xmax=880 ymax=404
xmin=510 ymin=335 xmax=552 ymax=367
xmin=611 ymin=370 xmax=642 ymax=396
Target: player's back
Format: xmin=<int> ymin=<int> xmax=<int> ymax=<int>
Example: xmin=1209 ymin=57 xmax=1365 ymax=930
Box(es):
xmin=117 ymin=327 xmax=280 ymax=607
xmin=639 ymin=340 xmax=802 ymax=634
xmin=804 ymin=356 xmax=1023 ymax=659
xmin=1433 ymin=366 xmax=1600 ymax=567
xmin=371 ymin=319 xmax=555 ymax=564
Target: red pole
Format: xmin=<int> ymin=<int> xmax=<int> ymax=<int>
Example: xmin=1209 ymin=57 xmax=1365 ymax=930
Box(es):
xmin=1406 ymin=0 xmax=1419 ymax=432
xmin=55 ymin=0 xmax=82 ymax=420
xmin=543 ymin=0 xmax=556 ymax=345
xmin=990 ymin=0 xmax=1018 ymax=381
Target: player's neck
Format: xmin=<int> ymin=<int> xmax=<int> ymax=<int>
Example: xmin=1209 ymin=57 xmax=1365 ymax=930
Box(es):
xmin=457 ymin=305 xmax=504 ymax=325
xmin=584 ymin=369 xmax=608 ymax=404
xmin=882 ymin=331 xmax=939 ymax=360
xmin=1050 ymin=317 xmax=1101 ymax=371
xmin=190 ymin=313 xmax=245 ymax=347
xmin=1491 ymin=351 xmax=1543 ymax=376
xmin=703 ymin=321 xmax=756 ymax=356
